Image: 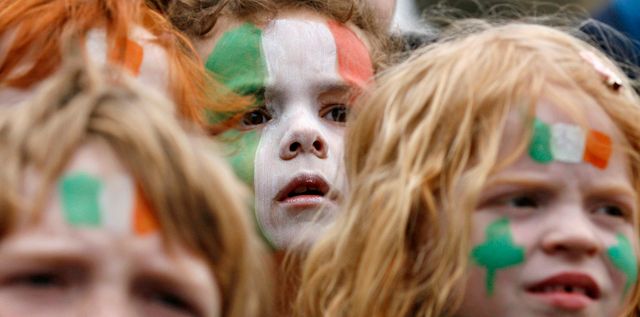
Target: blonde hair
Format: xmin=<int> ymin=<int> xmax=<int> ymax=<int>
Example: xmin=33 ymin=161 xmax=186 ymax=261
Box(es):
xmin=0 ymin=56 xmax=273 ymax=317
xmin=159 ymin=0 xmax=393 ymax=71
xmin=296 ymin=23 xmax=640 ymax=317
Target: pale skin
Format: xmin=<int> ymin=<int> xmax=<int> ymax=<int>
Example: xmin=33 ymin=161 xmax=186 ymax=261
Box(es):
xmin=456 ymin=93 xmax=638 ymax=316
xmin=0 ymin=141 xmax=221 ymax=317
xmin=198 ymin=10 xmax=373 ymax=249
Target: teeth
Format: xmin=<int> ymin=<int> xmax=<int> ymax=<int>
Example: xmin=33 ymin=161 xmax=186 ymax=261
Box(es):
xmin=540 ymin=285 xmax=587 ymax=295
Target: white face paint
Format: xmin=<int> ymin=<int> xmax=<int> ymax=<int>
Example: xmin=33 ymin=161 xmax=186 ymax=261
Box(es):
xmin=253 ymin=19 xmax=350 ymax=249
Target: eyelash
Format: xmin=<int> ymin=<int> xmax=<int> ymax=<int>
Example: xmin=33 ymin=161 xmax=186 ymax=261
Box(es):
xmin=239 ymin=106 xmax=272 ymax=128
xmin=488 ymin=192 xmax=632 ymax=221
xmin=144 ymin=288 xmax=199 ymax=316
xmin=591 ymin=201 xmax=631 ymax=220
xmin=320 ymin=104 xmax=350 ymax=123
xmin=6 ymin=271 xmax=69 ymax=289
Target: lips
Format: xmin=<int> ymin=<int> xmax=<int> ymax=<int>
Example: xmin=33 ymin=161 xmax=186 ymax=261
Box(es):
xmin=526 ymin=272 xmax=600 ymax=311
xmin=276 ymin=174 xmax=333 ymax=208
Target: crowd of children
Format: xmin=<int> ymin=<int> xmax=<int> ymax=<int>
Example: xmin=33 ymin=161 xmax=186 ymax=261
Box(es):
xmin=0 ymin=0 xmax=638 ymax=316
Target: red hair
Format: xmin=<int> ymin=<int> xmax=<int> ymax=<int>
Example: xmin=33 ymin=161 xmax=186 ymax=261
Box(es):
xmin=0 ymin=0 xmax=237 ymax=124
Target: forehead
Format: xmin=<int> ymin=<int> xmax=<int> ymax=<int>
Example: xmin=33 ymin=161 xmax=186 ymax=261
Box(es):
xmin=204 ymin=10 xmax=373 ymax=96
xmin=21 ymin=141 xmax=155 ymax=235
xmin=498 ymin=90 xmax=630 ymax=179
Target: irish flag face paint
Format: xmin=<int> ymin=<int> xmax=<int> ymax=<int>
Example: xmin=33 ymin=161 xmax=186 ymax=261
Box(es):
xmin=29 ymin=141 xmax=158 ymax=237
xmin=206 ymin=17 xmax=373 ymax=249
xmin=456 ymin=99 xmax=639 ymax=317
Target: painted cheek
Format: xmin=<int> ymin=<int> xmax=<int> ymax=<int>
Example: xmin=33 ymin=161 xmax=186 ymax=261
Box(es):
xmin=607 ymin=233 xmax=638 ymax=296
xmin=217 ymin=129 xmax=260 ymax=187
xmin=471 ymin=217 xmax=526 ymax=296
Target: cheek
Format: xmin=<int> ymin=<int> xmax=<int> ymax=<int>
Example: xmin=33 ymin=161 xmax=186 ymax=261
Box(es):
xmin=217 ymin=130 xmax=261 ymax=187
xmin=469 ymin=217 xmax=526 ymax=296
xmin=606 ymin=233 xmax=638 ymax=296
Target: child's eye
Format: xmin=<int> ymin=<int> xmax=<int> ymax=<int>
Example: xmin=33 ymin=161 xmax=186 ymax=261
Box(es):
xmin=594 ymin=204 xmax=627 ymax=219
xmin=506 ymin=195 xmax=539 ymax=209
xmin=148 ymin=290 xmax=197 ymax=315
xmin=239 ymin=107 xmax=271 ymax=128
xmin=138 ymin=285 xmax=201 ymax=317
xmin=321 ymin=104 xmax=349 ymax=123
xmin=7 ymin=272 xmax=68 ymax=289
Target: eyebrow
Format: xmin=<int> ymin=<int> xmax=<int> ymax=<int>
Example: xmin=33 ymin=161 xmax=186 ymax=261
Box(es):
xmin=484 ymin=174 xmax=637 ymax=201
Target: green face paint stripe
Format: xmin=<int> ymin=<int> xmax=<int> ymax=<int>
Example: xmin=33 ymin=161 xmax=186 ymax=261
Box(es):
xmin=471 ymin=217 xmax=525 ymax=295
xmin=218 ymin=129 xmax=259 ymax=186
xmin=59 ymin=172 xmax=103 ymax=226
xmin=607 ymin=233 xmax=638 ymax=295
xmin=529 ymin=118 xmax=553 ymax=163
xmin=205 ymin=23 xmax=267 ymax=98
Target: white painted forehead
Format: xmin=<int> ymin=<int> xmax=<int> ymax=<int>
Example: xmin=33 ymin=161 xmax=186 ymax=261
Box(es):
xmin=262 ymin=19 xmax=341 ymax=82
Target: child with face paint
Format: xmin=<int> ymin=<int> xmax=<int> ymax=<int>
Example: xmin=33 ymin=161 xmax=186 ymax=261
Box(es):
xmin=0 ymin=57 xmax=273 ymax=317
xmin=0 ymin=0 xmax=232 ymax=124
xmin=297 ymin=23 xmax=640 ymax=317
xmin=165 ymin=0 xmax=388 ymax=250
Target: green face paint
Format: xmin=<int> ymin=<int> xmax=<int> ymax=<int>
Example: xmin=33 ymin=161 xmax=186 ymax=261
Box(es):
xmin=529 ymin=118 xmax=554 ymax=164
xmin=205 ymin=22 xmax=267 ymax=100
xmin=607 ymin=233 xmax=638 ymax=296
xmin=471 ymin=217 xmax=525 ymax=295
xmin=218 ymin=129 xmax=260 ymax=186
xmin=206 ymin=22 xmax=265 ymax=186
xmin=59 ymin=172 xmax=103 ymax=226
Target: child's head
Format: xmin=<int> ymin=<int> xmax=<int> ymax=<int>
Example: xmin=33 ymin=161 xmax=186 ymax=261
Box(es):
xmin=0 ymin=0 xmax=228 ymax=124
xmin=180 ymin=0 xmax=385 ymax=249
xmin=297 ymin=23 xmax=640 ymax=317
xmin=0 ymin=58 xmax=272 ymax=317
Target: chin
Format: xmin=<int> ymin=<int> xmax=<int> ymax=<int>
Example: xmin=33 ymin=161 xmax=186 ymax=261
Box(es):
xmin=262 ymin=214 xmax=336 ymax=250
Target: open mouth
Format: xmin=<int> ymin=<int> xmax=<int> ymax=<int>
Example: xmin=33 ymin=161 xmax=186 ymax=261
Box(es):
xmin=276 ymin=174 xmax=331 ymax=203
xmin=526 ymin=272 xmax=600 ymax=305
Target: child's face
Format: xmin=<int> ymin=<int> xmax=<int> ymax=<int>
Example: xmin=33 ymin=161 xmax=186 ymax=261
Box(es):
xmin=457 ymin=96 xmax=638 ymax=316
xmin=201 ymin=11 xmax=374 ymax=249
xmin=0 ymin=142 xmax=221 ymax=317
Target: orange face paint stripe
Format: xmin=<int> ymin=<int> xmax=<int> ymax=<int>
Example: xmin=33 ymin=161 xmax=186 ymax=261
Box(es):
xmin=109 ymin=39 xmax=144 ymax=76
xmin=133 ymin=185 xmax=159 ymax=235
xmin=583 ymin=130 xmax=612 ymax=169
xmin=326 ymin=20 xmax=373 ymax=90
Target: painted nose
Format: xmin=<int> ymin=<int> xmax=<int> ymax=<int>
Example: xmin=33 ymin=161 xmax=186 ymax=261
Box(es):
xmin=541 ymin=213 xmax=601 ymax=258
xmin=279 ymin=127 xmax=328 ymax=160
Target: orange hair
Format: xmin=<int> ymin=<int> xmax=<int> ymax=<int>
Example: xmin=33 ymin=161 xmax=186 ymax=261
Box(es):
xmin=0 ymin=0 xmax=235 ymax=124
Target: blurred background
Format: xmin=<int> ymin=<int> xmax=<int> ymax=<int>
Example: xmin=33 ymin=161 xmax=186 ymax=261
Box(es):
xmin=394 ymin=0 xmax=611 ymax=30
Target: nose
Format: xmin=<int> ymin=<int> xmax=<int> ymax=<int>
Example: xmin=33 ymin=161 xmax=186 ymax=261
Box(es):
xmin=279 ymin=126 xmax=328 ymax=160
xmin=79 ymin=287 xmax=134 ymax=317
xmin=541 ymin=211 xmax=602 ymax=258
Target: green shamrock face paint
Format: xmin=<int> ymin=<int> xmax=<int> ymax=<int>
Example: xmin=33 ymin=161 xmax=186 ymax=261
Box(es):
xmin=471 ymin=217 xmax=525 ymax=295
xmin=607 ymin=233 xmax=638 ymax=296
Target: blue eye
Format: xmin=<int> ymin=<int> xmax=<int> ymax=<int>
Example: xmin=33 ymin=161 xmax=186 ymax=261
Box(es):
xmin=240 ymin=107 xmax=271 ymax=128
xmin=321 ymin=104 xmax=349 ymax=123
